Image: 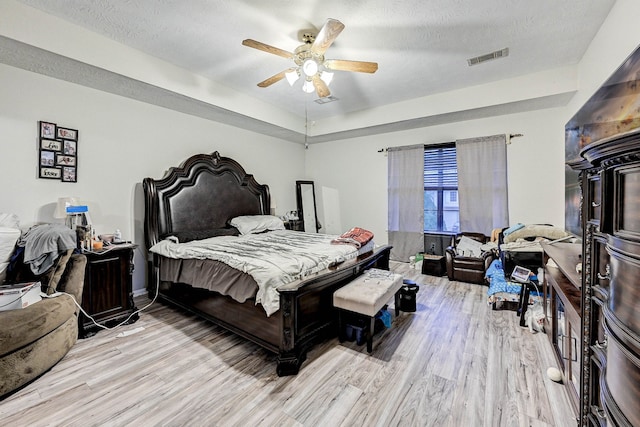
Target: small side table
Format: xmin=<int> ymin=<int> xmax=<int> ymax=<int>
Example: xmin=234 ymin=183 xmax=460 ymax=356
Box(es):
xmin=421 ymin=254 xmax=446 ymax=276
xmin=284 ymin=220 xmax=304 ymax=231
xmin=80 ymin=244 xmax=139 ymax=337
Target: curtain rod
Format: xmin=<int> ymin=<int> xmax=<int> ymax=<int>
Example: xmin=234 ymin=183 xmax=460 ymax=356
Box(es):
xmin=507 ymin=133 xmax=523 ymax=144
xmin=379 ymin=133 xmax=523 ymax=152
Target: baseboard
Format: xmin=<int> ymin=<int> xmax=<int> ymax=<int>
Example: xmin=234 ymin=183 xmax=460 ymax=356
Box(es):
xmin=132 ymin=288 xmax=147 ymax=298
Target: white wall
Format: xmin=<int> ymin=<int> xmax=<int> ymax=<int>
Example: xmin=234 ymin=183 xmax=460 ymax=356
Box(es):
xmin=0 ymin=64 xmax=304 ymax=293
xmin=565 ymin=0 xmax=640 ymax=120
xmin=2 ymin=0 xmax=639 ymax=290
xmin=307 ymin=0 xmax=640 ymax=248
xmin=306 ymin=107 xmax=566 ymax=245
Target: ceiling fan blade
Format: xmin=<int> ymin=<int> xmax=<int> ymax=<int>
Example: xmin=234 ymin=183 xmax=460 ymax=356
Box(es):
xmin=257 ymin=68 xmax=295 ymax=87
xmin=324 ymin=59 xmax=378 ymax=73
xmin=312 ymin=75 xmax=330 ymax=98
xmin=242 ymin=39 xmax=293 ymax=59
xmin=310 ymin=19 xmax=345 ymax=55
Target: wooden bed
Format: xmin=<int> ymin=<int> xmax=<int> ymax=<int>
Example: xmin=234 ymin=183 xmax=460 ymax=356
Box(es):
xmin=143 ymin=151 xmax=392 ymax=375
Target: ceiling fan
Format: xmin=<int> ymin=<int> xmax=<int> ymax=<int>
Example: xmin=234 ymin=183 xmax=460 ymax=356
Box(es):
xmin=242 ymin=18 xmax=378 ymax=98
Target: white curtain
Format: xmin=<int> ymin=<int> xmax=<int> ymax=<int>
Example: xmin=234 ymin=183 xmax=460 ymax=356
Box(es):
xmin=388 ymin=145 xmax=424 ymax=262
xmin=456 ymin=134 xmax=509 ymax=235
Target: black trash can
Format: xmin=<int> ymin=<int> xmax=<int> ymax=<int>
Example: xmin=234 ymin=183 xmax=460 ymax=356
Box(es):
xmin=400 ymin=279 xmax=419 ymax=312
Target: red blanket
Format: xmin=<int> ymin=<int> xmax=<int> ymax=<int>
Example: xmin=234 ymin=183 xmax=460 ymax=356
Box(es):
xmin=331 ymin=227 xmax=374 ymax=248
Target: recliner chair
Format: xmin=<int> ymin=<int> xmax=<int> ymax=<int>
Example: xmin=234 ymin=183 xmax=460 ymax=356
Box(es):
xmin=445 ymin=232 xmax=495 ymax=285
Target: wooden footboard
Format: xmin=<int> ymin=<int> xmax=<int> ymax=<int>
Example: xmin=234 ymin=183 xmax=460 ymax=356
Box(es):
xmin=276 ymin=245 xmax=391 ymax=375
xmin=152 ymin=245 xmax=391 ymax=376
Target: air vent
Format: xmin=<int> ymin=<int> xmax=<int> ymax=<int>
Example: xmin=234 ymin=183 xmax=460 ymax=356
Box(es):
xmin=467 ymin=48 xmax=509 ymax=66
xmin=314 ymin=95 xmax=339 ymax=104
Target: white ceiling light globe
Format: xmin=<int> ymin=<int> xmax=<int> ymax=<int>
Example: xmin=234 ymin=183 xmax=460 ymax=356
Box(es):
xmin=302 ymin=59 xmax=318 ymax=77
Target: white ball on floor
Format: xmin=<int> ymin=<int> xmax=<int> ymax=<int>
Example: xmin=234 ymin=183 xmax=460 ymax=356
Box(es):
xmin=547 ymin=367 xmax=563 ymax=383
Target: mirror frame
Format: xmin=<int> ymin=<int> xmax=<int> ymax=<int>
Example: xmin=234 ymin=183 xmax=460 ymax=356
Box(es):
xmin=296 ymin=180 xmax=320 ymax=233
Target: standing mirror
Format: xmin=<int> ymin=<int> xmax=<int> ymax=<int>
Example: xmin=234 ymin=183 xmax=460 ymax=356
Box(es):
xmin=296 ymin=180 xmax=320 ymax=233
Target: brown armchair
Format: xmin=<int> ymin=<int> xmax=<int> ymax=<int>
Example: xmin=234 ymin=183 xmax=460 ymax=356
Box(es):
xmin=445 ymin=232 xmax=495 ymax=285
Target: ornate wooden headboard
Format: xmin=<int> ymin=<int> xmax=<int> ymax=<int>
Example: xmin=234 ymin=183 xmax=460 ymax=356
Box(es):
xmin=143 ymin=151 xmax=270 ymax=248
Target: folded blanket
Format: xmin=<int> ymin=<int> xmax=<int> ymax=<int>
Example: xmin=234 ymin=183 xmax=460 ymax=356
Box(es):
xmin=331 ymin=227 xmax=374 ymax=248
xmin=18 ymin=224 xmax=77 ymax=275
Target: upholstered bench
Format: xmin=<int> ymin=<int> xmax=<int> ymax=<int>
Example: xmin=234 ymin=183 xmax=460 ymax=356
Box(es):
xmin=333 ymin=268 xmax=404 ymax=353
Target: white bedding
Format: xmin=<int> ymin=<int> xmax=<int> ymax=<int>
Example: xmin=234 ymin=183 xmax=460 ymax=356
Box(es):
xmin=149 ymin=230 xmax=373 ymax=316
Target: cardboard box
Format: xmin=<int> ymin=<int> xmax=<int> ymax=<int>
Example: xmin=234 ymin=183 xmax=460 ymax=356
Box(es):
xmin=0 ymin=282 xmax=42 ymax=311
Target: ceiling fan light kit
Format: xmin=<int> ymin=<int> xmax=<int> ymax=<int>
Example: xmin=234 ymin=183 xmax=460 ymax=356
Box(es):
xmin=302 ymin=59 xmax=318 ymax=76
xmin=320 ymin=71 xmax=333 ymax=85
xmin=285 ymin=69 xmax=300 ymax=86
xmin=242 ymin=18 xmax=378 ymax=99
xmin=302 ymin=80 xmax=315 ymax=93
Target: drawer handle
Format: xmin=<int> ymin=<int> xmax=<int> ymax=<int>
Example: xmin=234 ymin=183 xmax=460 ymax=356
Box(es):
xmin=591 ymin=406 xmax=606 ymax=419
xmin=597 ymin=264 xmax=610 ymax=281
xmin=591 ymin=201 xmax=601 ymax=208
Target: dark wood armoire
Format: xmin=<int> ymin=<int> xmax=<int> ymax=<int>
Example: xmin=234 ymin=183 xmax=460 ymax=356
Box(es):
xmin=563 ymin=45 xmax=640 ymax=427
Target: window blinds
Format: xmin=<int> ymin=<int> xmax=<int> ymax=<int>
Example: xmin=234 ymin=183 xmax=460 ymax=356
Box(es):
xmin=424 ymin=144 xmax=457 ymax=188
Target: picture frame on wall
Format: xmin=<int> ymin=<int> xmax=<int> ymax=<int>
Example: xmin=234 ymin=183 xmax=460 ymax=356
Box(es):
xmin=40 ymin=138 xmax=62 ymax=151
xmin=37 ymin=120 xmax=79 ymax=182
xmin=40 ymin=167 xmax=62 ymax=180
xmin=56 ymin=154 xmax=76 ymax=166
xmin=39 ymin=121 xmax=56 ymax=139
xmin=63 ymin=140 xmax=76 ymax=155
xmin=56 ymin=127 xmax=78 ymax=141
xmin=62 ymin=167 xmax=77 ymax=183
xmin=40 ymin=150 xmax=55 ymax=167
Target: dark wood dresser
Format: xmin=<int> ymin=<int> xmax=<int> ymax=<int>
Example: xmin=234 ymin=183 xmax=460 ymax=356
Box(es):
xmin=563 ymin=129 xmax=640 ymax=426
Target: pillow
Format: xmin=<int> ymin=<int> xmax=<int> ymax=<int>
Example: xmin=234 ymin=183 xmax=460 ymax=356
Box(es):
xmin=229 ymin=215 xmax=285 ymax=235
xmin=456 ymin=235 xmax=483 ymax=257
xmin=503 ymin=224 xmax=568 ymax=244
xmin=0 ymin=226 xmax=21 ymax=283
xmin=165 ymin=227 xmax=240 ymax=243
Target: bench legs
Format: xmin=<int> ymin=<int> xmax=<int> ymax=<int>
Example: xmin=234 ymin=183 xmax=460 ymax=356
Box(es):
xmin=338 ymin=289 xmax=403 ymax=354
xmin=366 ymin=317 xmax=374 ymax=353
xmin=394 ymin=289 xmax=401 ymax=316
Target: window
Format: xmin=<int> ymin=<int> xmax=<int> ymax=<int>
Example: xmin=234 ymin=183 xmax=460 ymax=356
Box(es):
xmin=424 ymin=143 xmax=459 ymax=232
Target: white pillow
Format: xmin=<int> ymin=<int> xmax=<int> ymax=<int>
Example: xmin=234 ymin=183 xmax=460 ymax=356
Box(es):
xmin=456 ymin=235 xmax=483 ymax=257
xmin=0 ymin=226 xmax=21 ymax=283
xmin=229 ymin=215 xmax=285 ymax=235
xmin=503 ymin=224 xmax=568 ymax=243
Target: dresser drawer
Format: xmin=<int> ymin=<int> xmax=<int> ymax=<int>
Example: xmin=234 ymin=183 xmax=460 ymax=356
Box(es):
xmin=607 ymin=238 xmax=640 ymax=334
xmin=612 ymin=163 xmax=640 ymax=239
xmin=604 ymin=328 xmax=640 ymax=427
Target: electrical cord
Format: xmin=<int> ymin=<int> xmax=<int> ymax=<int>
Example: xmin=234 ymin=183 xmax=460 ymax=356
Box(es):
xmin=41 ymin=264 xmax=160 ymax=332
xmin=75 ymin=242 xmax=156 ymax=331
xmin=6 ymin=243 xmax=156 ymax=332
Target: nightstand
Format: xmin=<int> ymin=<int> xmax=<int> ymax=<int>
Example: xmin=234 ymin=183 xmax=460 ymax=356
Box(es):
xmin=284 ymin=220 xmax=304 ymax=231
xmin=79 ymin=244 xmax=139 ymax=337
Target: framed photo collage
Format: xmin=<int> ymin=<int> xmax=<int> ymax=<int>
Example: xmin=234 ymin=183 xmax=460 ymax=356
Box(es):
xmin=38 ymin=121 xmax=78 ymax=182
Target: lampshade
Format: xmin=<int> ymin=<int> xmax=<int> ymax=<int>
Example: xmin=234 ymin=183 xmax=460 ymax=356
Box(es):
xmin=285 ymin=69 xmax=299 ymax=86
xmin=320 ymin=71 xmax=334 ymax=86
xmin=302 ymin=79 xmax=315 ymax=93
xmin=54 ymin=197 xmax=78 ymax=218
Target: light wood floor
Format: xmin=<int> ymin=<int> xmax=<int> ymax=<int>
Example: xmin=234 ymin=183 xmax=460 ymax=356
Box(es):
xmin=1 ymin=262 xmax=577 ymax=426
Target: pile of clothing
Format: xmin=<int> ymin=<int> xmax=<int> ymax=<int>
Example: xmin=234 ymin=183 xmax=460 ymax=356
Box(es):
xmin=331 ymin=227 xmax=374 ymax=248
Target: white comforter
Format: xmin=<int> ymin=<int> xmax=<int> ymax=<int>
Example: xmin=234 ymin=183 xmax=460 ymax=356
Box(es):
xmin=149 ymin=230 xmax=366 ymax=316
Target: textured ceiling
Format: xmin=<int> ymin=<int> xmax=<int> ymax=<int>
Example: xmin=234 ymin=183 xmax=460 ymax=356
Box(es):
xmin=13 ymin=0 xmax=616 ymax=124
